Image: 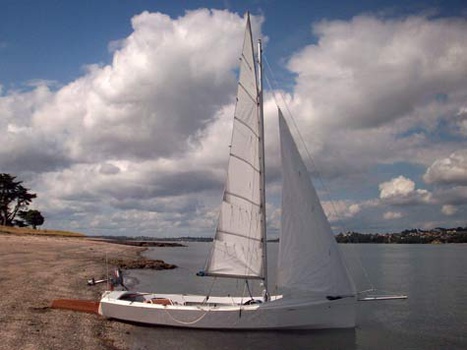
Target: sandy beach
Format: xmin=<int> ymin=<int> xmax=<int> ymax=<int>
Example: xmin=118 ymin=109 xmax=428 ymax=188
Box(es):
xmin=0 ymin=233 xmax=144 ymax=350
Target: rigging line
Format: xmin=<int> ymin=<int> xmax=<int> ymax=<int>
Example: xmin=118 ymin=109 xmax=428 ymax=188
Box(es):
xmin=163 ymin=307 xmax=210 ymax=325
xmin=357 ymin=288 xmax=377 ymax=294
xmin=241 ymin=277 xmax=249 ymax=303
xmin=264 ymin=54 xmax=346 ymax=222
xmin=203 ymin=277 xmax=217 ymax=303
xmin=264 ymin=56 xmax=352 ymax=236
xmin=378 ymin=288 xmax=403 ymax=295
xmin=245 ymin=280 xmax=254 ymax=300
xmin=263 ymin=53 xmax=374 ymax=290
xmin=356 ymin=258 xmax=375 ymax=291
xmin=263 ymin=56 xmax=347 ymax=233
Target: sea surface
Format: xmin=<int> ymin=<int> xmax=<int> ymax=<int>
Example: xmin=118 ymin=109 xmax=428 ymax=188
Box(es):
xmin=124 ymin=243 xmax=466 ymax=350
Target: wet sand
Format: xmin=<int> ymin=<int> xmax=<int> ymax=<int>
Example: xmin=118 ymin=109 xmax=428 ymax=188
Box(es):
xmin=0 ymin=234 xmax=144 ymax=350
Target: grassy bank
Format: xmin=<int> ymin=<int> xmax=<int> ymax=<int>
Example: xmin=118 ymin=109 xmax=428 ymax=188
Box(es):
xmin=0 ymin=225 xmax=85 ymax=237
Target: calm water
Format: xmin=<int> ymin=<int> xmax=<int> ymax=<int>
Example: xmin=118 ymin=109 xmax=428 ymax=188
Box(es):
xmin=124 ymin=243 xmax=466 ymax=350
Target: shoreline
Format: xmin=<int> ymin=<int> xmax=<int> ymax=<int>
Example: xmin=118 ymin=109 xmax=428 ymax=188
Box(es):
xmin=0 ymin=233 xmax=147 ymax=350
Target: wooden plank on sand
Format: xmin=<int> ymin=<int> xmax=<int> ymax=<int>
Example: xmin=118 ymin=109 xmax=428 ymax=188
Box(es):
xmin=51 ymin=299 xmax=100 ymax=314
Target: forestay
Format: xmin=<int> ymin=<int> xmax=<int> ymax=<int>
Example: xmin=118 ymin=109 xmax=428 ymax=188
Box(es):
xmin=277 ymin=109 xmax=356 ymax=298
xmin=203 ymin=15 xmax=265 ymax=279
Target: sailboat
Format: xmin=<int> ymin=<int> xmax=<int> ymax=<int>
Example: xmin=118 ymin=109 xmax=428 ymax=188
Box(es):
xmin=99 ymin=13 xmax=402 ymax=330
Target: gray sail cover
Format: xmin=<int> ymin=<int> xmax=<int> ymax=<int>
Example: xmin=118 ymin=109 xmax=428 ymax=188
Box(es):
xmin=277 ymin=110 xmax=356 ymax=297
xmin=204 ymin=15 xmax=265 ymax=279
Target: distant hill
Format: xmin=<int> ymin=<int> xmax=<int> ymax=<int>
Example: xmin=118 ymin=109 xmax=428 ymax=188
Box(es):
xmin=336 ymin=227 xmax=467 ymax=244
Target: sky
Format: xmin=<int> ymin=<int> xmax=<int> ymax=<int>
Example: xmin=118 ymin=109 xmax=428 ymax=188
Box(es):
xmin=1 ymin=0 xmax=466 ymax=237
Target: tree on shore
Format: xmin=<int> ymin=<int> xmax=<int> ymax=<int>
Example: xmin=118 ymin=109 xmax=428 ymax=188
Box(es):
xmin=18 ymin=209 xmax=45 ymax=229
xmin=0 ymin=173 xmax=37 ymax=226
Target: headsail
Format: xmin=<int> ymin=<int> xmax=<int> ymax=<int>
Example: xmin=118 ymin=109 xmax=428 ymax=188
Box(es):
xmin=203 ymin=14 xmax=266 ymax=280
xmin=277 ymin=109 xmax=356 ymax=298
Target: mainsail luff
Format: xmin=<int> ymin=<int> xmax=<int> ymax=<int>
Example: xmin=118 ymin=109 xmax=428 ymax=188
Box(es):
xmin=257 ymin=37 xmax=268 ymax=293
xmin=203 ymin=14 xmax=265 ymax=280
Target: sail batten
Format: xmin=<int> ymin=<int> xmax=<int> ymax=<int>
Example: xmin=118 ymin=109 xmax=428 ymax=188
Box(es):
xmin=203 ymin=14 xmax=265 ymax=280
xmin=228 ymin=153 xmax=261 ymax=173
xmin=233 ymin=116 xmax=260 ymax=137
xmin=224 ymin=192 xmax=260 ymax=207
xmin=216 ymin=229 xmax=263 ymax=242
xmin=238 ymin=82 xmax=257 ymax=103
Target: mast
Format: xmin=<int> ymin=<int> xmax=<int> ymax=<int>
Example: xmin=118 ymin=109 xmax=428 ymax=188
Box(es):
xmin=257 ymin=38 xmax=269 ymax=299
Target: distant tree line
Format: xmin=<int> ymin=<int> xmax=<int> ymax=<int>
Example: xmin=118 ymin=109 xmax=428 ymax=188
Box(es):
xmin=336 ymin=227 xmax=467 ymax=244
xmin=0 ymin=173 xmax=44 ymax=229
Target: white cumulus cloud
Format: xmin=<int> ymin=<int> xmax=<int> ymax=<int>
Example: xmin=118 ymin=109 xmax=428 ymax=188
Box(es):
xmin=2 ymin=10 xmax=466 ymax=235
xmin=379 ymin=175 xmax=432 ymax=205
xmin=289 ymin=15 xmax=467 ymax=129
xmin=383 ymin=211 xmax=403 ymax=220
xmin=441 ymin=204 xmax=458 ymax=216
xmin=423 ymin=150 xmax=467 ymax=185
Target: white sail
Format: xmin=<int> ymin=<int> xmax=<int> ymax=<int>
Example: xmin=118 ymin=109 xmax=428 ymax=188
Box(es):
xmin=203 ymin=15 xmax=265 ymax=279
xmin=277 ymin=109 xmax=356 ymax=298
xmin=97 ymin=13 xmax=409 ymax=331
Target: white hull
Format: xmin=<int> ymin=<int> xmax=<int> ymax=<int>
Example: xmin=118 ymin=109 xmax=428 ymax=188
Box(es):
xmin=99 ymin=291 xmax=356 ymax=330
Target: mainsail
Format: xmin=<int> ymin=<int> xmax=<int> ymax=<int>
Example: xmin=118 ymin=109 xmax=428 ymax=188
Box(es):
xmin=277 ymin=109 xmax=356 ymax=297
xmin=203 ymin=15 xmax=266 ymax=279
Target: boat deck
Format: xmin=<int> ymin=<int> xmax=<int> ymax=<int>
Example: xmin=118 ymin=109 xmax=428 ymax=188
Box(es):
xmin=115 ymin=291 xmax=276 ymax=308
